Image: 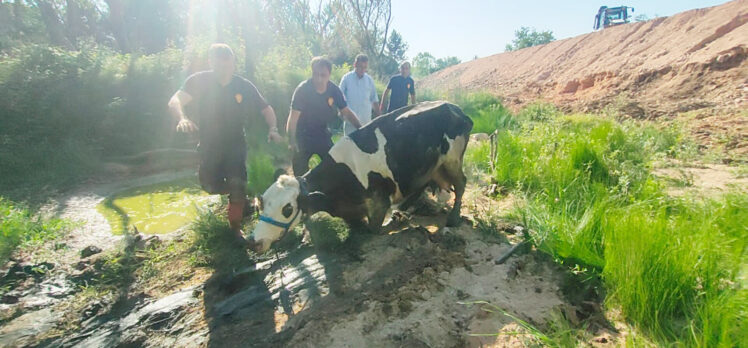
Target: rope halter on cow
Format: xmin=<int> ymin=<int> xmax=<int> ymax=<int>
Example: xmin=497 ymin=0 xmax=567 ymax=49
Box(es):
xmin=258 ymin=207 xmax=301 ymax=242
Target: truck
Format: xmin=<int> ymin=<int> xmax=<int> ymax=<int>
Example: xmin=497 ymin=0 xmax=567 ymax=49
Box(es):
xmin=594 ymin=6 xmax=635 ymax=30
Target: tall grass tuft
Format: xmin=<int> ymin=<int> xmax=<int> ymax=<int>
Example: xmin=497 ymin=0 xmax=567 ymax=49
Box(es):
xmin=0 ymin=197 xmax=71 ymax=264
xmin=246 ymin=152 xmax=276 ymax=196
xmin=603 ymin=195 xmax=747 ymax=346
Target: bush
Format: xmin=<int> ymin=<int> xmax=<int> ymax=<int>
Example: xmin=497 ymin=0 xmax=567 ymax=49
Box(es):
xmin=305 ymin=212 xmax=350 ymax=251
xmin=0 ymin=45 xmax=185 ymax=196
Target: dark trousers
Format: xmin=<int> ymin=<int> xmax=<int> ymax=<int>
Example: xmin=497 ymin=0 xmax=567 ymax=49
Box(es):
xmin=198 ymin=145 xmax=247 ymax=202
xmin=292 ymin=136 xmax=334 ymax=176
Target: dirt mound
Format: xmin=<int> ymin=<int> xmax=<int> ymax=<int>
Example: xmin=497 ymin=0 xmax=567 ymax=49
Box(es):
xmin=198 ymin=213 xmax=579 ymax=348
xmin=420 ymin=0 xmax=748 ymax=121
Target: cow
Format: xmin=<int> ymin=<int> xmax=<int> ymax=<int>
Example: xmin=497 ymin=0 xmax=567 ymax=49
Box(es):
xmin=249 ymin=101 xmax=473 ymax=253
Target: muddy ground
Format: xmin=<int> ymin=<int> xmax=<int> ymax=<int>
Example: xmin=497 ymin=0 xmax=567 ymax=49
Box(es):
xmin=0 ymin=178 xmax=614 ymax=348
xmin=3 ymin=136 xmax=746 ymax=347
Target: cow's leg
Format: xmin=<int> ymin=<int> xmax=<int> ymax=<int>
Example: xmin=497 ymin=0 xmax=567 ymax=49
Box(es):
xmin=442 ymin=164 xmax=467 ymax=227
xmin=397 ymin=185 xmax=427 ymax=212
xmin=366 ymin=193 xmax=391 ymax=233
xmin=345 ymin=218 xmax=368 ymax=233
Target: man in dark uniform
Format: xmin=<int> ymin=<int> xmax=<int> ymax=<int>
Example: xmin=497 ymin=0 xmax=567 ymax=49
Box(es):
xmin=167 ymin=43 xmax=282 ymax=244
xmin=286 ymin=56 xmax=363 ymax=175
xmin=380 ymin=61 xmax=416 ymax=113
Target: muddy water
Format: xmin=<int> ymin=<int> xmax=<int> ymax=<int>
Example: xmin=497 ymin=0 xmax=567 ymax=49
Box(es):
xmin=96 ymin=177 xmax=215 ymax=235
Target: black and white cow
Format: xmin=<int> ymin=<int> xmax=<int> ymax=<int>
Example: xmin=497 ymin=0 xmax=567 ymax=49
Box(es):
xmin=249 ymin=101 xmax=473 ymax=253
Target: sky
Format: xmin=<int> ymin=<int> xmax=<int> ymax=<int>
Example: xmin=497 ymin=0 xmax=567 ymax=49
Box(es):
xmin=390 ymin=0 xmax=731 ymax=62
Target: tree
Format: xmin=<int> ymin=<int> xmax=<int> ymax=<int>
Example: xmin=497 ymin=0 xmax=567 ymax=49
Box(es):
xmin=386 ymin=29 xmax=407 ymax=63
xmin=505 ymin=27 xmax=555 ymax=52
xmin=372 ymin=28 xmax=407 ymax=76
xmin=412 ymin=51 xmax=460 ymax=77
xmin=435 ymin=56 xmax=460 ymax=70
xmin=412 ymin=51 xmax=435 ymax=77
xmin=337 ymin=0 xmax=392 ymax=58
xmin=33 ymin=0 xmax=73 ymax=48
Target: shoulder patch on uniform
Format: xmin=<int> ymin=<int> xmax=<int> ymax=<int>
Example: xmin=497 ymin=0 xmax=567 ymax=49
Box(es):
xmin=328 ymin=96 xmax=334 ymax=106
xmin=235 ymin=93 xmax=243 ymax=104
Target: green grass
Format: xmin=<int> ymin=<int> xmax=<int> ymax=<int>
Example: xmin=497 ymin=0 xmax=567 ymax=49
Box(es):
xmin=603 ymin=195 xmax=747 ymax=346
xmin=0 ymin=197 xmax=71 ymax=264
xmin=187 ymin=205 xmax=243 ymax=268
xmin=246 ymin=151 xmax=277 ymax=196
xmin=461 ymin=96 xmax=747 ymax=347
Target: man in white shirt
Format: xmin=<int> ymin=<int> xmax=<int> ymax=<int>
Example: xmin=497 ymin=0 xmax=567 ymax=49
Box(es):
xmin=339 ymin=54 xmax=380 ymax=135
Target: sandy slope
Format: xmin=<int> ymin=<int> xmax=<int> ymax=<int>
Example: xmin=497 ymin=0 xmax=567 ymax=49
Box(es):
xmin=420 ymin=0 xmax=748 ymax=120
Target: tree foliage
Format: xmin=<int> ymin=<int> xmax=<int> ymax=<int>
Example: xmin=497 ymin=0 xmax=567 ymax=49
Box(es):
xmin=0 ymin=0 xmax=410 ymax=195
xmin=0 ymin=0 xmax=407 ymax=76
xmin=504 ymin=27 xmax=555 ymax=52
xmin=412 ymin=52 xmax=461 ymax=77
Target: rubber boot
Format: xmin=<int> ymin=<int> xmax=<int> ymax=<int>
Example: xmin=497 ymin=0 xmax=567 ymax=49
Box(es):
xmin=227 ymin=201 xmax=247 ymax=246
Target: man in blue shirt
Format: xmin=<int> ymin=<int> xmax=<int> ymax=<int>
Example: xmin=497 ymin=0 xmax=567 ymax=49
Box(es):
xmin=380 ymin=62 xmax=416 ymax=113
xmin=286 ymin=57 xmax=363 ymax=175
xmin=340 ymin=54 xmax=380 ymax=135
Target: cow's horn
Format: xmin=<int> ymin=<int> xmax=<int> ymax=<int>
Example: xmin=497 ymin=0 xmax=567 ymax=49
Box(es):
xmin=297 ymin=176 xmax=309 ymax=196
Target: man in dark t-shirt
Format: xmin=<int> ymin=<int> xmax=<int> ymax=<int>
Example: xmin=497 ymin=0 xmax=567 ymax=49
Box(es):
xmin=286 ymin=57 xmax=363 ymax=175
xmin=167 ymin=44 xmax=283 ymax=244
xmin=380 ymin=61 xmax=416 ymax=113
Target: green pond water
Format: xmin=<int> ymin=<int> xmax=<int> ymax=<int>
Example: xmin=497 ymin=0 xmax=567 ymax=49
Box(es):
xmin=97 ymin=178 xmax=215 ymax=235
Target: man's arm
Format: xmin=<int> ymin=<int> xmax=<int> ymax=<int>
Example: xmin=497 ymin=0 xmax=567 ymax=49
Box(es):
xmin=340 ymin=107 xmax=363 ymax=129
xmin=372 ymin=101 xmax=380 ymax=118
xmin=410 ymin=92 xmax=416 ymax=105
xmin=379 ymin=88 xmax=390 ymax=113
xmin=168 ymin=90 xmax=198 ymax=133
xmin=286 ymin=109 xmax=301 ymax=150
xmin=261 ymin=106 xmax=283 ymax=143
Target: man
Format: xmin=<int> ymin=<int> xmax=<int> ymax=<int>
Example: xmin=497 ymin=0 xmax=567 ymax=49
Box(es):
xmin=380 ymin=62 xmax=416 ymax=113
xmin=286 ymin=56 xmax=363 ymax=175
xmin=167 ymin=43 xmax=283 ymax=244
xmin=339 ymin=54 xmax=379 ymax=135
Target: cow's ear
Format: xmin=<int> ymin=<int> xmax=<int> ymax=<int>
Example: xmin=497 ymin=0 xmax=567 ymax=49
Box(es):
xmin=298 ymin=191 xmax=330 ymax=215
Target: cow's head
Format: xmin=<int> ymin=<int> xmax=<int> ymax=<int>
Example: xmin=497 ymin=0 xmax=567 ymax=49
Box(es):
xmin=249 ymin=175 xmax=329 ymax=253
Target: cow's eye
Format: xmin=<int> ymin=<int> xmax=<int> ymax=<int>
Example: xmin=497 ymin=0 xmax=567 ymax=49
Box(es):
xmin=281 ymin=203 xmax=294 ymax=219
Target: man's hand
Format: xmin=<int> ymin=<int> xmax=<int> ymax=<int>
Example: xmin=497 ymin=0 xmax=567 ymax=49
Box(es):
xmin=267 ymin=129 xmax=283 ymax=143
xmin=340 ymin=107 xmax=363 ymax=129
xmin=176 ymin=118 xmax=198 ymax=133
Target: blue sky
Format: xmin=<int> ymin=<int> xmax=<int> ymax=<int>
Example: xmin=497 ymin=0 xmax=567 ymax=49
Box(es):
xmin=390 ymin=0 xmax=730 ymax=62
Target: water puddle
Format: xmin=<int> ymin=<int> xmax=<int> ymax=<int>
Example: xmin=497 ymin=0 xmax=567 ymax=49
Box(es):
xmin=97 ymin=177 xmax=216 ymax=234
